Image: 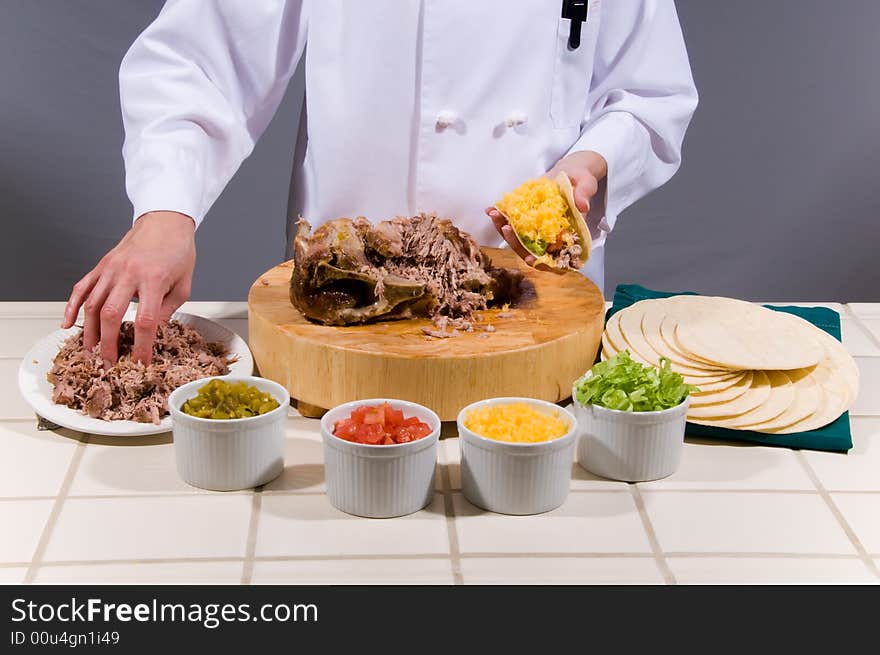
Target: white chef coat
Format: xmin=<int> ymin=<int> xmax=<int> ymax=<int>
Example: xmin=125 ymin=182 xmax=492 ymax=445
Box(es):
xmin=119 ymin=0 xmax=697 ymax=293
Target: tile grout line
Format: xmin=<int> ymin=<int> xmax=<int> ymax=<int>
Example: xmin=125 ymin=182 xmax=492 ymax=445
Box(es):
xmin=610 ymin=488 xmax=820 ymax=495
xmin=37 ymin=557 xmax=247 ymax=568
xmin=661 ymin=552 xmax=865 ymax=559
xmin=12 ymin=487 xmax=880 ymax=502
xmin=23 ymin=435 xmax=88 ymax=584
xmin=62 ymin=491 xmax=253 ymax=500
xmin=240 ymin=489 xmax=262 ymax=585
xmin=845 ymin=306 xmax=880 ymax=351
xmin=257 ymin=553 xmax=456 ymax=563
xmin=33 ymin=555 xmax=449 ymax=567
xmin=629 ymin=485 xmax=676 ymax=585
xmin=458 ymin=552 xmax=658 ymax=559
xmin=13 ymin=551 xmax=870 ymax=569
xmin=419 ymin=485 xmax=827 ymax=495
xmin=439 ymin=457 xmax=464 ymax=585
xmin=794 ymin=450 xmax=880 ymax=580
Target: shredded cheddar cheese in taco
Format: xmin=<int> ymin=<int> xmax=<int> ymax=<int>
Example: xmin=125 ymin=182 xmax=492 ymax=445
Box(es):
xmin=494 ymin=178 xmax=572 ymax=256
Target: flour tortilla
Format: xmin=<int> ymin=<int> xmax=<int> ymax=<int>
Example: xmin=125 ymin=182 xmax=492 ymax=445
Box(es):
xmin=601 ymin=338 xmax=845 ymax=433
xmin=616 ymin=302 xmax=731 ymax=375
xmin=689 ymin=370 xmax=794 ymax=427
xmin=663 ymin=296 xmax=825 ymax=370
xmin=688 ymin=371 xmax=750 ymax=393
xmin=554 ymin=172 xmax=592 ymax=263
xmin=608 ymin=311 xmax=733 ymax=378
xmin=659 ymin=316 xmax=730 ymax=368
xmin=601 ymin=329 xmax=626 ymax=360
xmin=754 ymin=317 xmax=859 ymax=433
xmin=759 ymin=385 xmax=848 ymax=434
xmin=776 ymin=312 xmax=859 ymax=402
xmin=690 ymin=370 xmax=754 ymax=407
xmin=686 ymin=370 xmax=773 ymax=420
xmin=606 ymin=312 xmax=669 ymax=368
xmin=601 ymin=328 xmax=745 ymax=387
xmin=601 ymin=299 xmax=858 ymax=434
xmin=637 ymin=300 xmax=732 ymax=370
xmin=603 ymin=313 xmax=626 ymax=352
xmin=741 ymin=367 xmax=821 ymax=432
xmin=676 ymin=370 xmax=745 ymax=386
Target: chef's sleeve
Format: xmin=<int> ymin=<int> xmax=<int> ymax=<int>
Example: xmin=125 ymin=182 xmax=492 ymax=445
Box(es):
xmin=569 ymin=0 xmax=698 ymax=246
xmin=119 ymin=0 xmax=307 ymax=227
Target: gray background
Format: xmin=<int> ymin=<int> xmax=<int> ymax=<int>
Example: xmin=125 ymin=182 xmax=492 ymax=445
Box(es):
xmin=1 ymin=1 xmax=878 ymax=302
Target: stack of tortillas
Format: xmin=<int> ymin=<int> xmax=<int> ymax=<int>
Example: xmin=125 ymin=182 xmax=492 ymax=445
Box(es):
xmin=602 ymin=296 xmax=859 ymax=434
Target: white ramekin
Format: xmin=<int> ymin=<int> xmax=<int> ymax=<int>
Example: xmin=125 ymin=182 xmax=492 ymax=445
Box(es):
xmin=572 ymin=385 xmax=690 ymax=482
xmin=457 ymin=398 xmax=577 ymax=516
xmin=168 ymin=376 xmax=289 ymax=491
xmin=320 ymin=399 xmax=440 ymax=518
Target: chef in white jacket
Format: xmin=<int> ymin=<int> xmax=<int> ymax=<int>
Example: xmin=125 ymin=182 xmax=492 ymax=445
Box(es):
xmin=64 ymin=0 xmax=697 ymax=364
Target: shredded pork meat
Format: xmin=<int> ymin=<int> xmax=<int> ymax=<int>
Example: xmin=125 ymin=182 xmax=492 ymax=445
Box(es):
xmin=48 ymin=321 xmax=233 ymax=424
xmin=290 ymin=213 xmax=523 ymax=336
xmin=550 ymin=242 xmax=582 ymax=270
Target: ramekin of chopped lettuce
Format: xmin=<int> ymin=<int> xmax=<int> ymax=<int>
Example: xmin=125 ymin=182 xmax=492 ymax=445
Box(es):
xmin=574 ymin=350 xmax=699 ymax=412
xmin=571 ymin=350 xmax=699 ymax=482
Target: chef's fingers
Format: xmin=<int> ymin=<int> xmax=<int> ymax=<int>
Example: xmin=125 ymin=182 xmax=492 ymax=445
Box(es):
xmin=82 ymin=275 xmax=113 ymax=351
xmin=486 ymin=207 xmax=507 ymax=235
xmin=63 ymin=268 xmax=101 ymax=328
xmin=499 ymin=224 xmax=533 ymax=261
xmin=158 ymin=279 xmax=191 ymax=323
xmin=572 ymin=174 xmax=597 ymax=214
xmin=487 ymin=207 xmax=529 ymax=258
xmin=498 ymin=224 xmax=535 ymax=262
xmin=99 ymin=278 xmax=137 ymax=366
xmin=521 ymin=257 xmax=555 ymax=274
xmin=132 ymin=284 xmax=163 ymax=365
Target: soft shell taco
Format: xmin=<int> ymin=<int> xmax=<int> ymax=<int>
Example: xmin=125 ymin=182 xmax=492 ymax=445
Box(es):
xmin=493 ymin=172 xmax=591 ymax=270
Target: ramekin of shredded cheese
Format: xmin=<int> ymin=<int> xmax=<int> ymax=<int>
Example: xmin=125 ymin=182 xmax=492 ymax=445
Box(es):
xmin=456 ymin=398 xmax=577 ymax=515
xmin=463 ymin=402 xmax=570 ymax=443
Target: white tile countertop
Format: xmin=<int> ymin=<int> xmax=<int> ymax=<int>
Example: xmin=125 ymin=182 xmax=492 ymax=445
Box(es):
xmin=1 ymin=301 xmax=879 ymax=585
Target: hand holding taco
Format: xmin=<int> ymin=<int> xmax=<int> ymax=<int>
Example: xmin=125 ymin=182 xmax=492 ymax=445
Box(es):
xmin=490 ymin=172 xmax=592 ymax=271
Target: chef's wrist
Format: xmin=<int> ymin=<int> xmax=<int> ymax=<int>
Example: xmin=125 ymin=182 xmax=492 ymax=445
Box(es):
xmin=133 ymin=210 xmax=196 ymax=233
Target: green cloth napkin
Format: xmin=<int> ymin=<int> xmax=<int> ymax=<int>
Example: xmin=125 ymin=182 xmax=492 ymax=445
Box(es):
xmin=606 ymin=284 xmax=853 ymax=453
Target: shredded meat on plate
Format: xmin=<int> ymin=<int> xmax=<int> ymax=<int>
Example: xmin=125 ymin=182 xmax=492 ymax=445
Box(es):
xmin=48 ymin=321 xmax=233 ymax=424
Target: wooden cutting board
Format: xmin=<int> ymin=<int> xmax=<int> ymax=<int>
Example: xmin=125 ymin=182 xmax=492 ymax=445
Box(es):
xmin=247 ymin=248 xmax=604 ymax=420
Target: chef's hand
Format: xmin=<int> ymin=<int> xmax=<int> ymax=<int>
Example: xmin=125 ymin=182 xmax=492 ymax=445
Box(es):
xmin=62 ymin=211 xmax=196 ymax=366
xmin=486 ymin=150 xmax=607 ymax=268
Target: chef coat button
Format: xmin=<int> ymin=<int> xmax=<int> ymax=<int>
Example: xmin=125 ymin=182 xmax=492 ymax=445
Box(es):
xmin=435 ymin=110 xmax=458 ymax=129
xmin=505 ymin=111 xmax=528 ymax=128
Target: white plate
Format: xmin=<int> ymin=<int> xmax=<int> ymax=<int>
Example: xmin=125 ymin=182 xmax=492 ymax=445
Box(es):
xmin=17 ymin=311 xmax=254 ymax=437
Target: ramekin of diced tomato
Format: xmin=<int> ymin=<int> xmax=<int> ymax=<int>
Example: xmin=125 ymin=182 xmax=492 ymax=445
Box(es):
xmin=331 ymin=402 xmax=434 ymax=445
xmin=320 ymin=399 xmax=440 ymax=518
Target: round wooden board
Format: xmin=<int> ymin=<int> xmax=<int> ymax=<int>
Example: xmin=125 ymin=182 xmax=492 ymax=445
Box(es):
xmin=247 ymin=248 xmax=604 ymax=420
